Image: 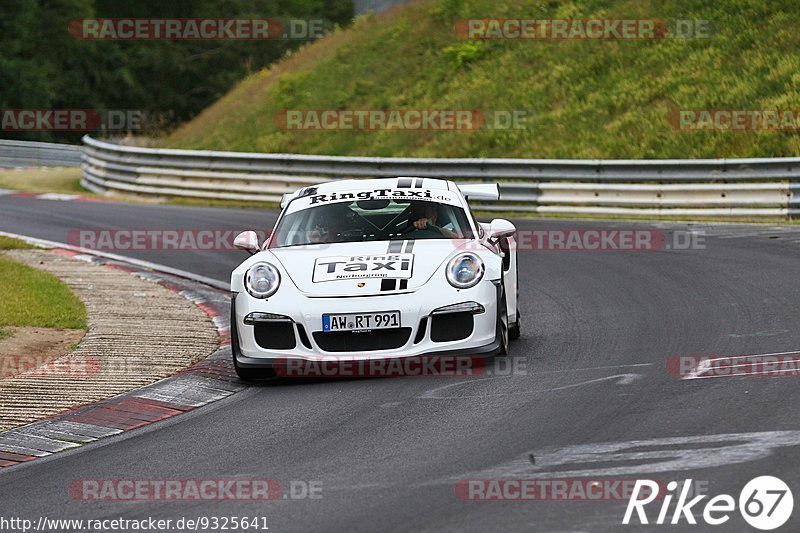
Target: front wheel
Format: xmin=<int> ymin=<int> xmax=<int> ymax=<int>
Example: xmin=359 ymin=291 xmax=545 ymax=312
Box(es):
xmin=509 ymin=312 xmax=521 ymax=340
xmin=496 ymin=285 xmax=510 ymax=356
xmin=233 ymin=353 xmax=274 ymax=382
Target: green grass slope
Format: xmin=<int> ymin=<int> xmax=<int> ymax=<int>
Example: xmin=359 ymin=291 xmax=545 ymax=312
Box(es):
xmin=165 ymin=0 xmax=800 ymax=158
xmin=0 ymin=253 xmax=87 ymax=330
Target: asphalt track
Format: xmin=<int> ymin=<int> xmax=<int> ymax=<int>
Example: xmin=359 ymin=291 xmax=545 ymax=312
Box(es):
xmin=1 ymin=194 xmax=800 ymax=531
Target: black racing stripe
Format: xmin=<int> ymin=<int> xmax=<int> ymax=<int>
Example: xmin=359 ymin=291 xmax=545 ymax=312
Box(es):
xmin=397 ymin=178 xmax=413 ymax=188
xmin=404 ymin=240 xmax=415 ymax=253
xmin=399 ymin=279 xmax=408 ymax=290
xmin=415 ymin=178 xmax=423 ymax=188
xmin=381 ymin=279 xmax=397 ymax=291
xmin=387 ymin=241 xmax=404 ymax=253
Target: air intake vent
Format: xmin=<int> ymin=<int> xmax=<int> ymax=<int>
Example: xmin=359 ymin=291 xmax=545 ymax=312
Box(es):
xmin=254 ymin=322 xmax=296 ymax=350
xmin=430 ymin=312 xmax=474 ymax=342
xmin=313 ymin=328 xmax=411 ymax=352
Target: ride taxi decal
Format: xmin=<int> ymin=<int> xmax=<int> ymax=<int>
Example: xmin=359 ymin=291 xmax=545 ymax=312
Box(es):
xmin=312 ymin=254 xmax=414 ymax=282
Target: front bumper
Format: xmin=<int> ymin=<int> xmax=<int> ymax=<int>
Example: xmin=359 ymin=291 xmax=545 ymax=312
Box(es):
xmin=232 ymin=281 xmax=501 ymax=368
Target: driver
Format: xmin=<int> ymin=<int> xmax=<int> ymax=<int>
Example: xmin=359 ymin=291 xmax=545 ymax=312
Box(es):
xmin=308 ymin=221 xmax=329 ymax=244
xmin=409 ymin=202 xmax=456 ymax=238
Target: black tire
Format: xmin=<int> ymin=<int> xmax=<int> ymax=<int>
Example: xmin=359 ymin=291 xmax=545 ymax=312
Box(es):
xmin=496 ymin=285 xmax=510 ymax=356
xmin=233 ymin=355 xmax=272 ymax=382
xmin=509 ymin=312 xmax=521 ymax=340
xmin=230 ymin=300 xmax=276 ymax=381
xmin=502 ymin=237 xmax=520 ymax=341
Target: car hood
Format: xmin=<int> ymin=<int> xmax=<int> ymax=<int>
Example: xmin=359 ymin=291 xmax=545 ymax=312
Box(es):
xmin=269 ymin=239 xmax=476 ymax=297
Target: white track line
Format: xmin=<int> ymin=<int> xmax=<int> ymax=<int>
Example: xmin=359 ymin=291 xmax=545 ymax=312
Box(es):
xmin=0 ymin=230 xmax=228 ymax=291
xmin=34 ymin=193 xmax=80 ymax=201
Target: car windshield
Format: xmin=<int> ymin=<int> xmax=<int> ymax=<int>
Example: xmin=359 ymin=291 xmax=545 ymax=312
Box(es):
xmin=271 ymin=199 xmax=474 ymax=248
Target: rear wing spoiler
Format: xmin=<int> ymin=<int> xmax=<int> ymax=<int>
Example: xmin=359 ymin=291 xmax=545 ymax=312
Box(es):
xmin=458 ymin=183 xmax=500 ymax=201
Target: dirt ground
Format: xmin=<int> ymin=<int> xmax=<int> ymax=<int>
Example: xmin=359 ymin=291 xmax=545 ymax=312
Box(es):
xmin=0 ymin=327 xmax=85 ymax=379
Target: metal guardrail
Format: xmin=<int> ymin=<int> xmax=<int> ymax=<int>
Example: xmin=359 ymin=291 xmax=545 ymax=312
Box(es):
xmin=0 ymin=139 xmax=82 ymax=168
xmin=81 ymin=135 xmax=800 ymax=217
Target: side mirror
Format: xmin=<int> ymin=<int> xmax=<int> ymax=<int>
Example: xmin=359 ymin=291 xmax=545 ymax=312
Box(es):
xmin=487 ymin=219 xmax=516 ymax=241
xmin=234 ymin=231 xmax=260 ymax=254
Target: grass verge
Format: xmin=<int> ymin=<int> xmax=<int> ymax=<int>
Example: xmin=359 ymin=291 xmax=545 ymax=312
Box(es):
xmin=0 ymin=167 xmax=87 ymax=195
xmin=0 ymin=168 xmax=278 ymax=210
xmin=0 ymin=236 xmax=36 ymax=250
xmin=0 ymin=254 xmax=87 ymax=330
xmin=165 ymin=197 xmax=280 ymax=210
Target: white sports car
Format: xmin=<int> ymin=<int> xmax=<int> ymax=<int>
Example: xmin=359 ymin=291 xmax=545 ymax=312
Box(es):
xmin=230 ymin=177 xmax=520 ymax=379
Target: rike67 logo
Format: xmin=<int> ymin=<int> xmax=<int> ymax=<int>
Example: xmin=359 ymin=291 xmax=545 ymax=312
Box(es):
xmin=624 ymin=476 xmax=794 ymax=530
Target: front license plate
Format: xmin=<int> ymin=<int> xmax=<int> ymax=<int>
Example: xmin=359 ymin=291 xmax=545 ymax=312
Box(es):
xmin=322 ymin=311 xmax=400 ymax=332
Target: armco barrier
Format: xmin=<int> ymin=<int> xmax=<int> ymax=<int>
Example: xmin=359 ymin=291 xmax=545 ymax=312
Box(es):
xmin=0 ymin=139 xmax=82 ymax=168
xmin=80 ymin=136 xmax=800 ymax=218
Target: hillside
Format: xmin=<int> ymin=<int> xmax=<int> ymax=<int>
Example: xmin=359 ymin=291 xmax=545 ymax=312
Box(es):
xmin=165 ymin=0 xmax=800 ymax=159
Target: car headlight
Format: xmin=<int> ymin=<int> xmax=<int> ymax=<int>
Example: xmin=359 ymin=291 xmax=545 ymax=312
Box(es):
xmin=446 ymin=253 xmax=484 ymax=289
xmin=245 ymin=262 xmax=280 ymax=298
